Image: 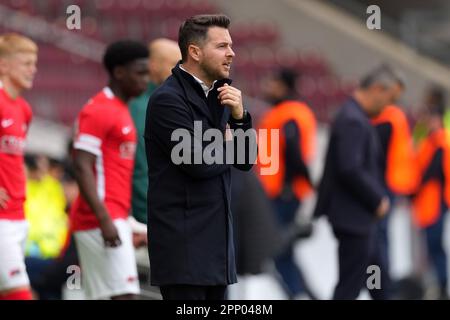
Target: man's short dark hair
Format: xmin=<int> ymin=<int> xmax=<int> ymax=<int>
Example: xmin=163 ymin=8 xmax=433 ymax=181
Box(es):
xmin=276 ymin=68 xmax=298 ymax=92
xmin=427 ymin=86 xmax=447 ymax=117
xmin=178 ymin=14 xmax=231 ymax=63
xmin=428 ymin=103 xmax=446 ymax=117
xmin=427 ymin=86 xmax=446 ymax=109
xmin=360 ymin=64 xmax=404 ymax=89
xmin=103 ymin=40 xmax=149 ymax=76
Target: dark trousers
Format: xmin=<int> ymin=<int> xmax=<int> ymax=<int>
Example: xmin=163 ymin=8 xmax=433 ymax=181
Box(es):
xmin=424 ymin=210 xmax=448 ymax=292
xmin=376 ymin=191 xmax=395 ymax=274
xmin=25 ymin=236 xmax=79 ymax=300
xmin=272 ymin=197 xmax=309 ymax=298
xmin=333 ymin=227 xmax=391 ymax=300
xmin=375 ymin=191 xmax=395 ymax=297
xmin=159 ymin=284 xmax=227 ymax=300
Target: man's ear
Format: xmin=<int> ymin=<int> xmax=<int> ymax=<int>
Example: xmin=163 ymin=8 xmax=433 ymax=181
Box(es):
xmin=188 ymin=44 xmax=201 ymax=62
xmin=113 ymin=65 xmax=126 ymax=80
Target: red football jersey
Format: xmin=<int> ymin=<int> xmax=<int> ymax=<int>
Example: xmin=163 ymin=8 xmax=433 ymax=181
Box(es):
xmin=0 ymin=86 xmax=32 ymax=220
xmin=70 ymin=87 xmax=137 ymax=231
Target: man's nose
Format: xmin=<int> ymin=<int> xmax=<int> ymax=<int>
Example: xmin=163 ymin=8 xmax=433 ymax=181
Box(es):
xmin=227 ymin=47 xmax=235 ymax=57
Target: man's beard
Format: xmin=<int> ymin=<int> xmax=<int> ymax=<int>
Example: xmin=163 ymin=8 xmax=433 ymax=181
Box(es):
xmin=200 ymin=60 xmax=225 ymax=82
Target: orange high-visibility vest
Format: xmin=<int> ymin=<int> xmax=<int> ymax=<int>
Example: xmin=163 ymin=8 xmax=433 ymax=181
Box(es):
xmin=256 ymin=100 xmax=316 ymax=200
xmin=371 ymin=105 xmax=419 ymax=195
xmin=412 ymin=128 xmax=450 ymax=228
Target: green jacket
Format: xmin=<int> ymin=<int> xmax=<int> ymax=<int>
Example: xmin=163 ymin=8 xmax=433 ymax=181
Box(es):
xmin=129 ymin=82 xmax=156 ymax=223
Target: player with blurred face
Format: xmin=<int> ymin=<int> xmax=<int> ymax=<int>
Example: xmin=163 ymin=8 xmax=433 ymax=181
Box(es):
xmin=0 ymin=33 xmax=38 ymax=300
xmin=71 ymin=40 xmax=149 ymax=300
xmin=0 ymin=38 xmax=37 ymax=94
xmin=0 ymin=35 xmax=3 ymax=86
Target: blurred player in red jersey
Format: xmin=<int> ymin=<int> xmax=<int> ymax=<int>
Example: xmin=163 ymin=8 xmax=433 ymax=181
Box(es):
xmin=71 ymin=40 xmax=149 ymax=300
xmin=0 ymin=35 xmax=2 ymax=85
xmin=0 ymin=33 xmax=38 ymax=300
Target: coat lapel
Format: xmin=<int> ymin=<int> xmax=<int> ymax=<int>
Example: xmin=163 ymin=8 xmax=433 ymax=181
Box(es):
xmin=173 ymin=65 xmax=214 ymax=125
xmin=208 ymin=78 xmax=232 ymax=130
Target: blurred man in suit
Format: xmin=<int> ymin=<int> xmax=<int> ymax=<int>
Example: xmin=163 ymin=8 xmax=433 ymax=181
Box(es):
xmin=314 ymin=65 xmax=403 ymax=300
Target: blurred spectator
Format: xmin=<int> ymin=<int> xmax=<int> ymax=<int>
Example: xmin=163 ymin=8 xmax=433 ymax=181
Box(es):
xmin=23 ymin=154 xmax=69 ymax=299
xmin=48 ymin=158 xmax=65 ymax=181
xmin=24 ymin=154 xmax=68 ymax=259
xmin=413 ymin=86 xmax=447 ymax=143
xmin=411 ymin=101 xmax=450 ymax=300
xmin=26 ymin=160 xmax=79 ymax=300
xmin=257 ymin=68 xmax=317 ymax=299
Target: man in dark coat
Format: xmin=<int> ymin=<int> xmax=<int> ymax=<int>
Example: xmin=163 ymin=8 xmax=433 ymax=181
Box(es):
xmin=144 ymin=14 xmax=256 ymax=300
xmin=314 ymin=65 xmax=403 ymax=300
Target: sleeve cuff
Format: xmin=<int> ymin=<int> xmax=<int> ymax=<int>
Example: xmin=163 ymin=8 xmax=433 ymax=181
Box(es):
xmin=229 ymin=110 xmax=252 ymax=127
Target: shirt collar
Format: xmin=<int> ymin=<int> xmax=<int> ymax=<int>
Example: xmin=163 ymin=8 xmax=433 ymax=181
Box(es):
xmin=102 ymin=86 xmax=128 ymax=108
xmin=350 ymin=96 xmax=371 ymax=119
xmin=103 ymin=86 xmax=115 ymax=99
xmin=179 ymin=64 xmax=217 ymax=97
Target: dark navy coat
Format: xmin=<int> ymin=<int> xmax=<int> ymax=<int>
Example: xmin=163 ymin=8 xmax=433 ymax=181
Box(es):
xmin=314 ymin=98 xmax=386 ymax=235
xmin=144 ymin=63 xmax=254 ymax=286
